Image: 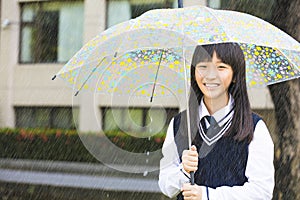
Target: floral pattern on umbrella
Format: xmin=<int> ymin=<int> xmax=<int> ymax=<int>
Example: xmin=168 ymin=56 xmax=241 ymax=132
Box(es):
xmin=54 ymin=5 xmax=300 ymax=96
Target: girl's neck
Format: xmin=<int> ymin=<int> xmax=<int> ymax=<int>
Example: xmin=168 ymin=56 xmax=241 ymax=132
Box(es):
xmin=204 ymin=94 xmax=229 ymax=115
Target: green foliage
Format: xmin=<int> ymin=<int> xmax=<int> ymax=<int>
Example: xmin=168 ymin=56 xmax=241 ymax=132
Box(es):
xmin=0 ymin=128 xmax=165 ymax=162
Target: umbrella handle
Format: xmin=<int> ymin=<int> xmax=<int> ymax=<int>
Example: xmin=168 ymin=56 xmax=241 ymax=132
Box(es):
xmin=190 ymin=171 xmax=195 ymax=185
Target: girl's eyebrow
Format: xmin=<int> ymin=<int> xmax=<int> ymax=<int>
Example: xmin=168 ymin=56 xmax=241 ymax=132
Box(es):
xmin=196 ymin=62 xmax=209 ymax=65
xmin=216 ymin=61 xmax=228 ymax=65
xmin=197 ymin=61 xmax=224 ymax=65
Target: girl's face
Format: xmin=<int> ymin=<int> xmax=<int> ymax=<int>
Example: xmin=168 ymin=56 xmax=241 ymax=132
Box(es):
xmin=195 ymin=51 xmax=233 ymax=104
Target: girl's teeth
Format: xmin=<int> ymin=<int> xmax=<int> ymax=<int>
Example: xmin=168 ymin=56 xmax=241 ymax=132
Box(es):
xmin=205 ymin=83 xmax=218 ymax=87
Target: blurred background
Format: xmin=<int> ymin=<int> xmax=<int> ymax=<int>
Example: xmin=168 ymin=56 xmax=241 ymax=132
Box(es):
xmin=0 ymin=0 xmax=299 ymax=199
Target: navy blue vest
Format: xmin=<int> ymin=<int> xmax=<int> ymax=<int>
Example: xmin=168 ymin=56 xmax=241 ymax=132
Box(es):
xmin=173 ymin=112 xmax=261 ymax=200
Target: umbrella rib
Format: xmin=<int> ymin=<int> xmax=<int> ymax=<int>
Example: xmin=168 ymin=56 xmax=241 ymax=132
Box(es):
xmin=203 ymin=6 xmax=233 ymax=42
xmin=150 ymin=49 xmax=165 ymax=102
xmin=276 ymin=48 xmax=300 ymax=72
xmin=74 ymin=57 xmax=106 ymax=96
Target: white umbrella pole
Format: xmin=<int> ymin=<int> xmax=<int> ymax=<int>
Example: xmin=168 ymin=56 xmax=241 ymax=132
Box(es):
xmin=183 ymin=56 xmax=192 ymax=148
xmin=183 ymin=48 xmax=195 ymax=185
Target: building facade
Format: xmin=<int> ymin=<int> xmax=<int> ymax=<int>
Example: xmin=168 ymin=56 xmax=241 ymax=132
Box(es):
xmin=0 ymin=0 xmax=275 ymax=136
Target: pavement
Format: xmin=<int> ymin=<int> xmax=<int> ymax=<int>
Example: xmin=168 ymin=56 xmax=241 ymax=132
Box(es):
xmin=0 ymin=159 xmax=161 ymax=193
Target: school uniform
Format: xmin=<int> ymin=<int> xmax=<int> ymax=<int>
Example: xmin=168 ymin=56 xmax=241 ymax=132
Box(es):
xmin=158 ymin=96 xmax=274 ymax=200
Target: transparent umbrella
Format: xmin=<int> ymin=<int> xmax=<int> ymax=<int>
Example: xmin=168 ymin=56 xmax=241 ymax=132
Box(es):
xmin=52 ymin=5 xmax=300 ymax=178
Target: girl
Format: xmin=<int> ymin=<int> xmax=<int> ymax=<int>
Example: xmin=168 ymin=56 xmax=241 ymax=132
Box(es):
xmin=158 ymin=43 xmax=274 ymax=200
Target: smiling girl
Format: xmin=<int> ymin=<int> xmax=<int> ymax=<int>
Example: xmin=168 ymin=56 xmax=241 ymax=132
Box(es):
xmin=159 ymin=43 xmax=274 ymax=200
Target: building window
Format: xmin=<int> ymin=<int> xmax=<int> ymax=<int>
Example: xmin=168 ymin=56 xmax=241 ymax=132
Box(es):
xmin=106 ymin=0 xmax=177 ymax=28
xmin=20 ymin=1 xmax=84 ymax=63
xmin=15 ymin=107 xmax=78 ymax=129
xmin=101 ymin=107 xmax=178 ymax=134
xmin=207 ymin=0 xmax=221 ymax=9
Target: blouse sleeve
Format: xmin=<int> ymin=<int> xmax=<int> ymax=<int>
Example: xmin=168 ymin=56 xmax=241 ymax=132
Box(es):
xmin=158 ymin=118 xmax=190 ymax=198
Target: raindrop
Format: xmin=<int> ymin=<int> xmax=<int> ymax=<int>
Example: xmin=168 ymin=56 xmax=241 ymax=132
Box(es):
xmin=143 ymin=171 xmax=148 ymax=176
xmin=146 ymin=151 xmax=150 ymax=156
xmin=146 ymin=159 xmax=149 ymax=163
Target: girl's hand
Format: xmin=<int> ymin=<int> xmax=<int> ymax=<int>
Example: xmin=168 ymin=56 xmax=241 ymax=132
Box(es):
xmin=182 ymin=145 xmax=198 ymax=173
xmin=181 ymin=183 xmax=202 ymax=200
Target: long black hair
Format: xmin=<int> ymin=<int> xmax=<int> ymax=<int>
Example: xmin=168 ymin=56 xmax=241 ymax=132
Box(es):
xmin=189 ymin=42 xmax=254 ymax=142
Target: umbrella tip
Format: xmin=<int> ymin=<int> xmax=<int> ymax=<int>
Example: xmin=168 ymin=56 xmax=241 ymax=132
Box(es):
xmin=52 ymin=75 xmax=56 ymax=80
xmin=74 ymin=91 xmax=79 ymax=96
xmin=150 ymin=96 xmax=153 ymax=103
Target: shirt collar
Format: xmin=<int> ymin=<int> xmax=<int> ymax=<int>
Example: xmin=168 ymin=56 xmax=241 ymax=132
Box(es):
xmin=199 ymin=95 xmax=234 ymax=126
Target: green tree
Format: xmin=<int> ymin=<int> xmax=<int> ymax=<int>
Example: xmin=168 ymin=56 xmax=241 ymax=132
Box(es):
xmin=223 ymin=1 xmax=300 ymax=199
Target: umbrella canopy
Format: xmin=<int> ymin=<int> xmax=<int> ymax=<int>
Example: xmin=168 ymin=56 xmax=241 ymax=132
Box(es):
xmin=54 ymin=5 xmax=300 ymax=97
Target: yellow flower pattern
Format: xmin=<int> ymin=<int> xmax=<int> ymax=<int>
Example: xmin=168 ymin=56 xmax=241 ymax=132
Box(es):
xmin=55 ymin=6 xmax=300 ymax=96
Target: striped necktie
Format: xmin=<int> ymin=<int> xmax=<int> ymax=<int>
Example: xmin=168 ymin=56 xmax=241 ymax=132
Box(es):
xmin=201 ymin=116 xmax=219 ymax=138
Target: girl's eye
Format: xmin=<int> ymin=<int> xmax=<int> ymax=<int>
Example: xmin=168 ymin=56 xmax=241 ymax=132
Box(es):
xmin=218 ymin=65 xmax=227 ymax=69
xmin=197 ymin=65 xmax=207 ymax=69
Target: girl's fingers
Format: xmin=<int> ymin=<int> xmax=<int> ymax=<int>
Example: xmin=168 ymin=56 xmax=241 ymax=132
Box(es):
xmin=182 ymin=192 xmax=193 ymax=200
xmin=182 ymin=151 xmax=198 ymax=159
xmin=184 ymin=166 xmax=198 ymax=173
xmin=190 ymin=145 xmax=197 ymax=151
xmin=182 ymin=155 xmax=198 ymax=165
xmin=182 ymin=188 xmax=195 ymax=199
xmin=182 ymin=183 xmax=202 ymax=199
xmin=189 ymin=156 xmax=199 ymax=162
xmin=182 ymin=147 xmax=199 ymax=173
xmin=182 ymin=183 xmax=193 ymax=190
xmin=189 ymin=151 xmax=199 ymax=157
xmin=182 ymin=155 xmax=198 ymax=163
xmin=182 ymin=158 xmax=198 ymax=167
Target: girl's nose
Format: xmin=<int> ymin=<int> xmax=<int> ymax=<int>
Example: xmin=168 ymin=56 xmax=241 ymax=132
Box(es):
xmin=205 ymin=65 xmax=218 ymax=79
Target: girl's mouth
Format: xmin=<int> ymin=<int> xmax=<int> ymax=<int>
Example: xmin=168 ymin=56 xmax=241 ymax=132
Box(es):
xmin=204 ymin=83 xmax=220 ymax=88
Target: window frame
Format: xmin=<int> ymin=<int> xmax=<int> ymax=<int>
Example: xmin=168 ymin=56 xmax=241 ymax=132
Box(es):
xmin=15 ymin=106 xmax=78 ymax=129
xmin=105 ymin=0 xmax=177 ymax=29
xmin=101 ymin=106 xmax=178 ymax=133
xmin=18 ymin=0 xmax=83 ymax=64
